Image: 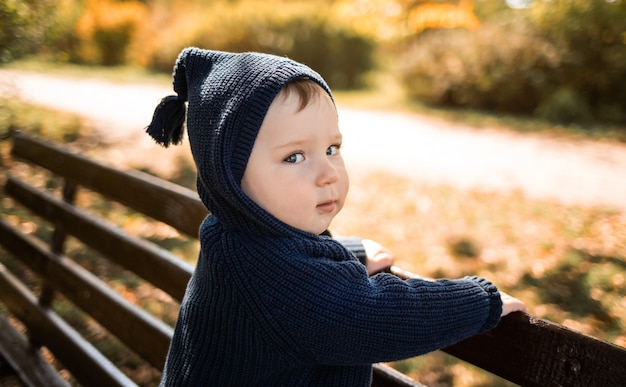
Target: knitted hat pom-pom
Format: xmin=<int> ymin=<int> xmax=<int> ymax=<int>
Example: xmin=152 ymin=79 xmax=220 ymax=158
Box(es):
xmin=146 ymin=95 xmax=186 ymax=147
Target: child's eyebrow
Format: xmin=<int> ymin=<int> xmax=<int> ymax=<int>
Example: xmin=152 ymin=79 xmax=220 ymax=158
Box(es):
xmin=273 ymin=133 xmax=343 ymax=150
xmin=273 ymin=139 xmax=306 ymax=151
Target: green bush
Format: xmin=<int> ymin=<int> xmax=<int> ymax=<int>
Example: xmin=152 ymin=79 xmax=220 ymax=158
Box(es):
xmin=530 ymin=0 xmax=626 ymax=124
xmin=142 ymin=2 xmax=375 ymax=89
xmin=0 ymin=0 xmax=57 ymax=62
xmin=39 ymin=0 xmax=83 ymax=62
xmin=277 ymin=14 xmax=374 ymax=90
xmin=0 ymin=95 xmax=83 ymax=142
xmin=398 ymin=1 xmax=626 ymax=125
xmin=398 ymin=19 xmax=561 ymax=114
xmin=533 ymin=87 xmax=593 ymax=125
xmin=2 ymin=1 xmax=375 ymax=89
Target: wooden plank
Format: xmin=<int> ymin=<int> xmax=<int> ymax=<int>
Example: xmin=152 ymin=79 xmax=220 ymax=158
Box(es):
xmin=5 ymin=176 xmax=193 ymax=301
xmin=0 ymin=219 xmax=173 ymax=370
xmin=390 ymin=267 xmax=626 ymax=387
xmin=444 ymin=313 xmax=626 ymax=387
xmin=11 ymin=131 xmax=207 ymax=238
xmin=372 ymin=363 xmax=425 ymax=387
xmin=9 ymin=132 xmax=626 ymax=386
xmin=0 ymin=262 xmax=135 ymax=387
xmin=0 ymin=313 xmax=69 ymax=387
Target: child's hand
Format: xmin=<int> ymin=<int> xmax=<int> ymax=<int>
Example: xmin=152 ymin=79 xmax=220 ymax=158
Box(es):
xmin=500 ymin=292 xmax=527 ymax=316
xmin=362 ymin=239 xmax=394 ymax=275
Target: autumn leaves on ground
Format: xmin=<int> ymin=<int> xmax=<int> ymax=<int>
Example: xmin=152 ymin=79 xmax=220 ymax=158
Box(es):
xmin=335 ymin=170 xmax=626 ymax=385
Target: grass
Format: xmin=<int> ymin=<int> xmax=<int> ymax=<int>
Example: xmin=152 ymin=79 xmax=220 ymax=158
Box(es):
xmin=1 ymin=56 xmax=172 ymax=86
xmin=1 ymin=60 xmax=625 ymax=386
xmin=0 ymin=92 xmax=85 ymax=143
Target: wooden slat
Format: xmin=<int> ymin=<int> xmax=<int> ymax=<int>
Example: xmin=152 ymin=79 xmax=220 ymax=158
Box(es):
xmin=444 ymin=313 xmax=626 ymax=387
xmin=0 ymin=313 xmax=69 ymax=387
xmin=11 ymin=131 xmax=207 ymax=238
xmin=391 ymin=266 xmax=626 ymax=387
xmin=0 ymin=262 xmax=135 ymax=387
xmin=7 ymin=132 xmax=626 ymax=386
xmin=0 ymin=219 xmax=173 ymax=370
xmin=372 ymin=363 xmax=425 ymax=387
xmin=5 ymin=176 xmax=193 ymax=301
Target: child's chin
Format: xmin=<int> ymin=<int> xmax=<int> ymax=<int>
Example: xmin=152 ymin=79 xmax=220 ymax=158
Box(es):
xmin=302 ymin=225 xmax=330 ymax=236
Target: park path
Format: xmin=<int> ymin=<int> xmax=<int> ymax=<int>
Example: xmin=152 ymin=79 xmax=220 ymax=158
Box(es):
xmin=3 ymin=69 xmax=626 ymax=211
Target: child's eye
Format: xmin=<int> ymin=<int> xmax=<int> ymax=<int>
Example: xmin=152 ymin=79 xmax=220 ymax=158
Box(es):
xmin=326 ymin=144 xmax=341 ymax=156
xmin=284 ymin=152 xmax=305 ymax=164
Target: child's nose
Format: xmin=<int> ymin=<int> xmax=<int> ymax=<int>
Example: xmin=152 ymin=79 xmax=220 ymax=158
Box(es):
xmin=316 ymin=158 xmax=340 ymax=186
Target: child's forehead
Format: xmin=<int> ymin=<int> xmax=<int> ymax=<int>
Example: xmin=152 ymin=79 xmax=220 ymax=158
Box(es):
xmin=258 ymin=88 xmax=338 ymax=140
xmin=272 ymin=85 xmax=332 ymax=114
xmin=249 ymin=79 xmax=337 ymax=148
xmin=271 ymin=84 xmax=334 ymax=116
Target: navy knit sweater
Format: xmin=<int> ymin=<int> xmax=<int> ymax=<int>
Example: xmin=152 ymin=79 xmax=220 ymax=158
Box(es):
xmin=159 ymin=216 xmax=502 ymax=386
xmin=148 ymin=48 xmax=503 ymax=386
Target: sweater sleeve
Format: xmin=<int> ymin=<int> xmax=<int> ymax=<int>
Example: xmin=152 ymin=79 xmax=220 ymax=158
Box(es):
xmin=334 ymin=236 xmax=367 ymax=266
xmin=239 ymin=249 xmax=503 ymax=366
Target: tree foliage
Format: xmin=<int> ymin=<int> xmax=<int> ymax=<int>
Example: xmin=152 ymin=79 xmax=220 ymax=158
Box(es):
xmin=74 ymin=0 xmax=148 ymax=65
xmin=2 ymin=0 xmax=625 ymax=124
xmin=398 ymin=0 xmax=626 ymax=125
xmin=529 ymin=0 xmax=626 ymax=124
xmin=0 ymin=0 xmax=57 ymax=62
xmin=135 ymin=1 xmax=374 ymax=89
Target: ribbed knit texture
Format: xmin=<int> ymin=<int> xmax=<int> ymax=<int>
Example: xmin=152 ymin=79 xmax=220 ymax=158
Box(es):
xmin=148 ymin=48 xmax=504 ymax=386
xmin=160 ymin=217 xmax=502 ymax=386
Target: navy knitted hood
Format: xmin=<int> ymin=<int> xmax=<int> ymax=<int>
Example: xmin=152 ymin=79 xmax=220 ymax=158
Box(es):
xmin=146 ymin=47 xmax=334 ymax=236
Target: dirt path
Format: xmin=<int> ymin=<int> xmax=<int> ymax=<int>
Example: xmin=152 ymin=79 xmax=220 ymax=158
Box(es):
xmin=3 ymin=70 xmax=626 ymax=211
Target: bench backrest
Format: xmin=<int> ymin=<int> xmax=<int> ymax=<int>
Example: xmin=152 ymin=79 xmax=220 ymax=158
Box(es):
xmin=0 ymin=132 xmax=204 ymax=385
xmin=0 ymin=132 xmax=420 ymax=386
xmin=3 ymin=132 xmax=626 ymax=386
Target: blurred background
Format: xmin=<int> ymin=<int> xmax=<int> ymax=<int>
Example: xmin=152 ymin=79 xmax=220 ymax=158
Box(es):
xmin=1 ymin=0 xmax=626 ymax=386
xmin=2 ymin=0 xmax=626 ymax=125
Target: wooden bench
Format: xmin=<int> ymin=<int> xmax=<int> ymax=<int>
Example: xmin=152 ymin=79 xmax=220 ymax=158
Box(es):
xmin=0 ymin=131 xmax=625 ymax=386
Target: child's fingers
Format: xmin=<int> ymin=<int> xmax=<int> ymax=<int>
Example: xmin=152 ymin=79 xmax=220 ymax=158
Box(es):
xmin=500 ymin=292 xmax=528 ymax=316
xmin=362 ymin=239 xmax=394 ymax=275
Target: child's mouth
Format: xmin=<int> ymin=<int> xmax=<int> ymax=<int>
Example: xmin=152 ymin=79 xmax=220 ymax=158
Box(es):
xmin=317 ymin=200 xmax=337 ymax=213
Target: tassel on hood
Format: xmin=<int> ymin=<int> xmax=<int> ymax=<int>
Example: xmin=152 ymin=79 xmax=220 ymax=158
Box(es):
xmin=146 ymin=95 xmax=186 ymax=147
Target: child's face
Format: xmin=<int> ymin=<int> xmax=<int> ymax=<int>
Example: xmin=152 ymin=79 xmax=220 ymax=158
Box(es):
xmin=241 ymin=88 xmax=349 ymax=235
